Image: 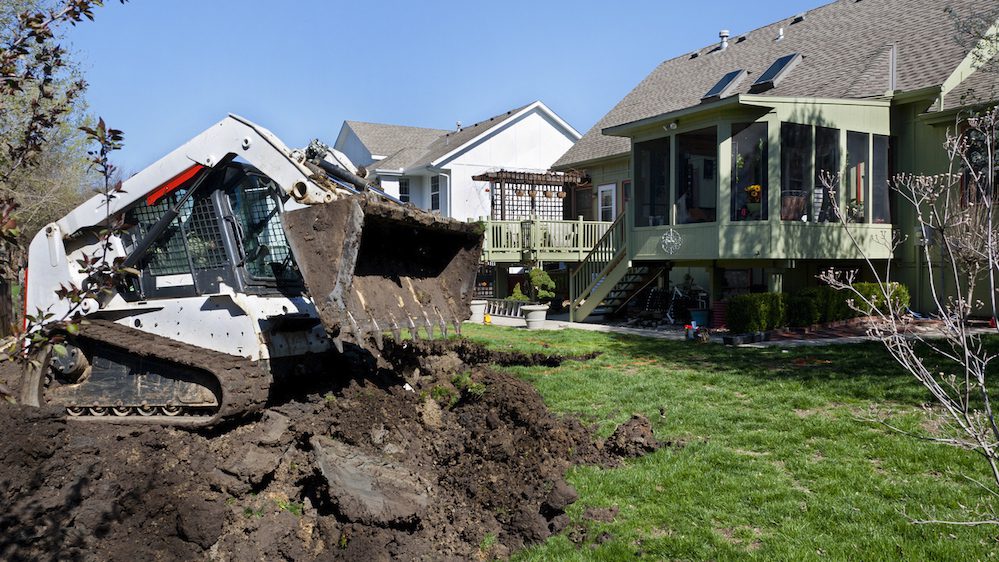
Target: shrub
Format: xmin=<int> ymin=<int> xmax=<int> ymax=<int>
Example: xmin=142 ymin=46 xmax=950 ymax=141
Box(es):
xmin=798 ymin=286 xmax=851 ymax=323
xmin=528 ymin=268 xmax=556 ymax=303
xmin=795 ymin=282 xmax=911 ymax=323
xmin=853 ymin=282 xmax=911 ymax=314
xmin=726 ymin=292 xmax=787 ymax=334
xmin=507 ymin=283 xmax=530 ymax=302
xmin=787 ymin=295 xmax=820 ymax=327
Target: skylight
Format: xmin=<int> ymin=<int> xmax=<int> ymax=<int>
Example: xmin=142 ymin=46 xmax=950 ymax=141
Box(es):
xmin=752 ymin=53 xmax=802 ymax=90
xmin=702 ymin=69 xmax=748 ymax=100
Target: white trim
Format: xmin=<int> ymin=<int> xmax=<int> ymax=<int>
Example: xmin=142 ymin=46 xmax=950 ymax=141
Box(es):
xmin=425 ymin=101 xmax=583 ymax=169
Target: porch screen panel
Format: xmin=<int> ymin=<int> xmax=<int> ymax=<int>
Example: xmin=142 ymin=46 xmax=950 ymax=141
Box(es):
xmin=847 ymin=131 xmax=869 ymax=223
xmin=634 ymin=137 xmax=670 ymax=227
xmin=676 ymin=127 xmax=717 ymax=224
xmin=872 ymin=135 xmax=890 ymax=223
xmin=780 ymin=122 xmax=812 ymax=221
xmin=814 ymin=126 xmax=840 ymax=222
xmin=731 ymin=122 xmax=768 ymax=222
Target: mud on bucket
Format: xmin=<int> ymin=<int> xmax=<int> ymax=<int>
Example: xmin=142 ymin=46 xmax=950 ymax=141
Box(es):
xmin=282 ymin=196 xmax=484 ymax=351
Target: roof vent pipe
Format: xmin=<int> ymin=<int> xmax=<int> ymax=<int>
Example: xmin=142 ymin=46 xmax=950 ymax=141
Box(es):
xmin=719 ymin=29 xmax=730 ymax=50
xmin=776 ymin=27 xmax=784 ymax=41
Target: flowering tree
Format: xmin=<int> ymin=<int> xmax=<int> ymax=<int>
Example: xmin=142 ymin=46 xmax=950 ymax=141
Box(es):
xmin=820 ymin=106 xmax=999 ymax=525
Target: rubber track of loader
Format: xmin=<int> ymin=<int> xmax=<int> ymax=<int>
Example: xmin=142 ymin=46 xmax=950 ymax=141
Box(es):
xmin=73 ymin=320 xmax=272 ymax=426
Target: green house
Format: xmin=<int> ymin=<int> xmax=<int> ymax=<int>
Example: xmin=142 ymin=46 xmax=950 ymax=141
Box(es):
xmin=553 ymin=0 xmax=999 ymax=321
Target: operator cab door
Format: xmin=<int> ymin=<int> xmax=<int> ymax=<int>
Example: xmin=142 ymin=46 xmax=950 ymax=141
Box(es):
xmin=219 ymin=170 xmax=303 ymax=294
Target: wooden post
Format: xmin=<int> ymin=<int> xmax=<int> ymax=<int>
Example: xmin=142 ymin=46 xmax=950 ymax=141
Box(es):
xmin=499 ymin=180 xmax=506 ymax=220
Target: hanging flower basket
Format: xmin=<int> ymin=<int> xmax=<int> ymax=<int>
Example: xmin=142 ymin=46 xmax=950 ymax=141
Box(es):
xmin=515 ymin=190 xmax=525 ymax=197
xmin=557 ymin=191 xmax=567 ymax=199
xmin=543 ymin=191 xmax=553 ymax=198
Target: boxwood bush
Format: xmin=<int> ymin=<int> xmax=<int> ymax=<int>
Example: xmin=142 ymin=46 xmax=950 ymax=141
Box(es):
xmin=726 ymin=282 xmax=910 ymax=333
xmin=793 ymin=282 xmax=911 ymax=324
xmin=727 ymin=293 xmax=786 ymax=334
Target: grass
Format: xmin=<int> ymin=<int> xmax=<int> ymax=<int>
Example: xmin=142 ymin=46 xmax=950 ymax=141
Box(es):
xmin=460 ymin=324 xmax=999 ymax=560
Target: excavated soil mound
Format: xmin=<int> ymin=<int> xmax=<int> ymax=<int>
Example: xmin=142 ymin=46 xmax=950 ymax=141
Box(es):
xmin=0 ymin=339 xmax=651 ymax=561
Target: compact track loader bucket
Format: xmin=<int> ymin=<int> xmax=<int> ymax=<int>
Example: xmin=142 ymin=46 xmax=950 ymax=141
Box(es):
xmin=283 ymin=195 xmax=484 ymax=352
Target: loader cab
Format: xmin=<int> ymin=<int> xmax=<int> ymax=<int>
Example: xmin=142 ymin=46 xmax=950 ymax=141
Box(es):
xmin=119 ymin=162 xmax=304 ymax=301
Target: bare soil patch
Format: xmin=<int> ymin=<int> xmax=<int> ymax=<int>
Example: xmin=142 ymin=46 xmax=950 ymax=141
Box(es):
xmin=0 ymin=338 xmax=652 ymax=561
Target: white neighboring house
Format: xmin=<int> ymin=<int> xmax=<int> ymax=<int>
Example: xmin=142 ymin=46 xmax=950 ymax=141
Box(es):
xmin=333 ymin=101 xmax=581 ymax=221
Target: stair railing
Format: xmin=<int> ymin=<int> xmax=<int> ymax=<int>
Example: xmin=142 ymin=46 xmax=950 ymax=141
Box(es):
xmin=569 ymin=212 xmax=628 ymax=316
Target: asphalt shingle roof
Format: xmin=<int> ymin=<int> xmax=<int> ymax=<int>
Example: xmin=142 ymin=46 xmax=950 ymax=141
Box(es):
xmin=344 ymin=121 xmax=448 ymax=160
xmin=555 ymin=0 xmax=996 ymax=169
xmin=357 ymin=103 xmax=535 ymax=171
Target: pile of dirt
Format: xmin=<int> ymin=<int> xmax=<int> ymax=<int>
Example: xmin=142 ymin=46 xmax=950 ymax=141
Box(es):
xmin=0 ymin=339 xmax=658 ymax=561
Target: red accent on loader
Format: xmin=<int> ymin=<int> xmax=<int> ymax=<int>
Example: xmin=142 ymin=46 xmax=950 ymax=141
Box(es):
xmin=145 ymin=164 xmax=205 ymax=206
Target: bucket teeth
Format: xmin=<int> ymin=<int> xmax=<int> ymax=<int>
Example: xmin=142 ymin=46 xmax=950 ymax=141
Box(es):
xmin=331 ymin=337 xmax=344 ymax=354
xmin=424 ymin=315 xmax=435 ymax=339
xmin=370 ymin=319 xmax=384 ymax=351
xmin=388 ymin=314 xmax=402 ymax=345
xmin=434 ymin=309 xmax=448 ymax=338
xmin=346 ymin=311 xmax=362 ymax=343
xmin=407 ymin=317 xmax=419 ymax=341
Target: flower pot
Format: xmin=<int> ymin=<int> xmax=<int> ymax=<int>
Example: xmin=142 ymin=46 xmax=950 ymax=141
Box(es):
xmin=469 ymin=299 xmax=487 ymax=324
xmin=521 ymin=304 xmax=550 ymax=330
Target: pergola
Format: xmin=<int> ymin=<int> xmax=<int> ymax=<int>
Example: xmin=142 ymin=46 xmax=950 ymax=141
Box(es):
xmin=472 ymin=170 xmax=584 ymax=221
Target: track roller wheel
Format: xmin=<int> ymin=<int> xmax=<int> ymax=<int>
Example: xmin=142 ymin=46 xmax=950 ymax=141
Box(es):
xmin=89 ymin=406 xmax=108 ymax=416
xmin=161 ymin=405 xmax=181 ymax=416
xmin=66 ymin=406 xmax=85 ymax=417
xmin=137 ymin=405 xmax=155 ymax=416
xmin=112 ymin=406 xmax=131 ymax=417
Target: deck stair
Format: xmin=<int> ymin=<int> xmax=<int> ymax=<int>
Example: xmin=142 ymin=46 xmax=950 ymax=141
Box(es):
xmin=592 ymin=265 xmax=667 ymax=317
xmin=569 ymin=213 xmax=633 ymax=322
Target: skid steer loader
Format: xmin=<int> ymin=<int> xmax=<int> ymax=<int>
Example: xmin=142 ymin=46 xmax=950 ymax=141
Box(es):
xmin=18 ymin=115 xmax=483 ymax=425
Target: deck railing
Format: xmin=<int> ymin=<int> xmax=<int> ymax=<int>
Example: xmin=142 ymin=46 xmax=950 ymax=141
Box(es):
xmin=483 ymin=298 xmax=531 ymax=318
xmin=481 ymin=217 xmax=611 ymax=263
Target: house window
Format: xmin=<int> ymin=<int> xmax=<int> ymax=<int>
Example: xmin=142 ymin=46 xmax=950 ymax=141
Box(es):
xmin=780 ymin=122 xmax=812 ymax=221
xmin=872 ymin=135 xmax=890 ymax=223
xmin=430 ymin=176 xmax=440 ymax=211
xmin=813 ymin=126 xmax=841 ymax=222
xmin=398 ymin=178 xmax=410 ymax=203
xmin=846 ymin=131 xmax=869 ymax=223
xmin=676 ymin=127 xmax=717 ymax=224
xmin=634 ymin=137 xmax=670 ymax=227
xmin=731 ymin=122 xmax=768 ymax=222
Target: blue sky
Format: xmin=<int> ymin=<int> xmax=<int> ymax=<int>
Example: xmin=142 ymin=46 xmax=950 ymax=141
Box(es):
xmin=67 ymin=0 xmax=826 ymax=173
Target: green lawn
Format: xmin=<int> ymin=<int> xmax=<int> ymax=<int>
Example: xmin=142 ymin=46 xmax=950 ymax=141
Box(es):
xmin=460 ymin=324 xmax=999 ymax=561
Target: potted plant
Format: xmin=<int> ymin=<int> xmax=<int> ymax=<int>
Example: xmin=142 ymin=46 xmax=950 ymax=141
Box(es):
xmin=521 ymin=268 xmax=556 ymax=330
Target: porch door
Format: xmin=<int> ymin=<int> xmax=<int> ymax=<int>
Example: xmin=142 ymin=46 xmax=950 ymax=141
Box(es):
xmin=598 ymin=183 xmax=616 ymax=221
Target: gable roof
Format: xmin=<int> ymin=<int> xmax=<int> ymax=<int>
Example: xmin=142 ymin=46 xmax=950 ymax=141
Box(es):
xmin=404 ymin=103 xmax=534 ymax=169
xmin=344 ymin=121 xmax=448 ymax=159
xmin=555 ymin=0 xmax=997 ymax=168
xmin=364 ymin=101 xmax=580 ymax=172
